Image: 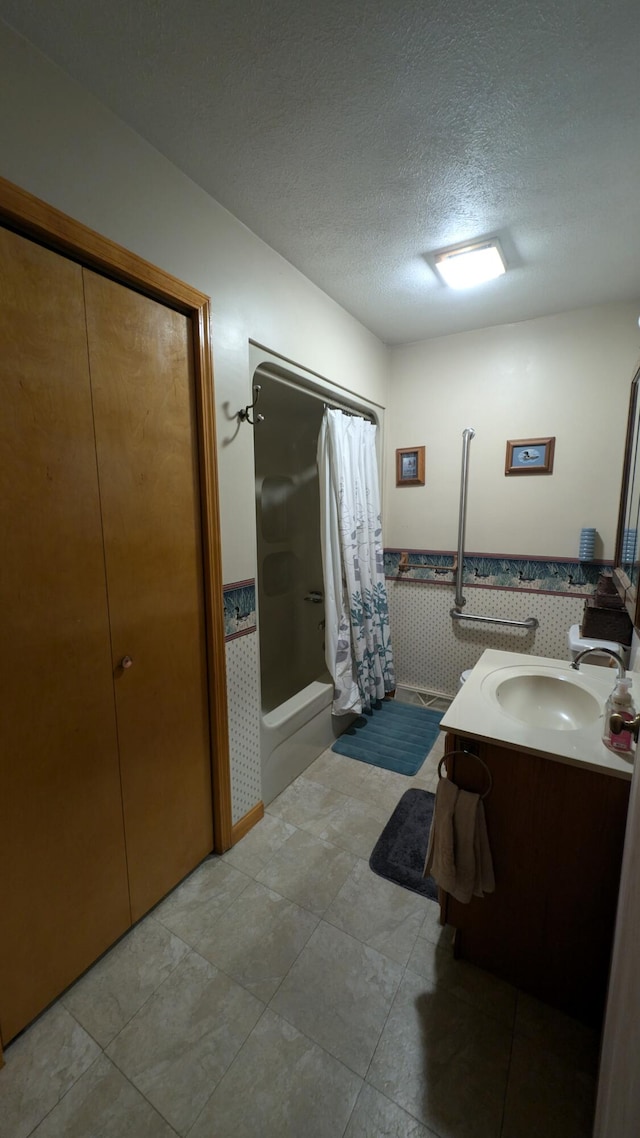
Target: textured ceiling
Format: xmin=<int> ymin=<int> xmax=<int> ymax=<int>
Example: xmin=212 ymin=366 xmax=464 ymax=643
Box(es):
xmin=2 ymin=0 xmax=640 ymax=344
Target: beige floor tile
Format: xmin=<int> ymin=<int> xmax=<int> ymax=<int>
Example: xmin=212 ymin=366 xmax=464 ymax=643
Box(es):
xmin=255 ymin=827 xmax=356 ymax=914
xmin=31 ymin=1054 xmax=176 ymax=1137
xmin=270 ymin=921 xmax=403 ymax=1077
xmin=345 ymin=1082 xmax=438 ymax=1137
xmin=359 ymin=764 xmax=412 ymax=797
xmin=63 ymin=917 xmax=190 ymax=1047
xmin=221 ymin=813 xmax=297 ymax=878
xmin=106 ymin=951 xmax=263 ymax=1135
xmin=418 ymin=899 xmax=454 ymax=948
xmin=2 ymin=749 xmax=601 ymax=1138
xmin=305 ymin=748 xmax=370 ymax=798
xmin=266 ymin=776 xmax=351 ymax=828
xmin=514 ymin=991 xmax=600 ymax=1072
xmin=325 ymin=857 xmax=427 ymax=965
xmin=410 ymin=768 xmax=439 ymax=792
xmin=407 ymin=938 xmax=517 ymax=1026
xmin=188 ymin=1008 xmax=361 ymax=1138
xmin=301 ymin=793 xmax=392 ymax=859
xmin=367 ymin=967 xmax=512 ymax=1138
xmin=356 ymin=784 xmax=409 ymax=818
xmin=0 ymin=1005 xmax=100 ymax=1138
xmin=192 ymin=881 xmax=319 ymax=1002
xmin=153 ymin=857 xmax=251 ymax=947
xmin=501 ymin=1033 xmax=597 ymax=1138
xmin=350 ymin=767 xmax=413 ymax=815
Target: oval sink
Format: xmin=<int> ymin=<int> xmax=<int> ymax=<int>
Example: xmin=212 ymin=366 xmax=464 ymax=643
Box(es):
xmin=495 ymin=673 xmax=601 ymax=730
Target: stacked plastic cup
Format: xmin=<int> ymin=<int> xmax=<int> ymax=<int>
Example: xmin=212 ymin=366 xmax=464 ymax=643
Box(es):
xmin=578 ymin=527 xmax=596 ymax=562
xmin=623 ymin=528 xmax=637 ymax=563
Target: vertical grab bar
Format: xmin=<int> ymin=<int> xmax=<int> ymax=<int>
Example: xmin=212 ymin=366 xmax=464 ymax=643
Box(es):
xmin=454 ymin=427 xmax=475 ymax=609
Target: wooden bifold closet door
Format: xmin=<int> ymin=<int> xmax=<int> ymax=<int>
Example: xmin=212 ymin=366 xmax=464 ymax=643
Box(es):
xmin=0 ymin=229 xmax=213 ymax=1045
xmin=83 ymin=269 xmax=213 ymax=922
xmin=0 ymin=229 xmax=131 ymax=1043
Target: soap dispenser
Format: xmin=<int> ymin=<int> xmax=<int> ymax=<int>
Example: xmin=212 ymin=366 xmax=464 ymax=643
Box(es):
xmin=603 ymin=678 xmax=636 ymax=755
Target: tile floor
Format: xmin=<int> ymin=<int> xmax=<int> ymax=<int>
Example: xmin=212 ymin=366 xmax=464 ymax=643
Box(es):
xmin=0 ymin=728 xmax=600 ymax=1138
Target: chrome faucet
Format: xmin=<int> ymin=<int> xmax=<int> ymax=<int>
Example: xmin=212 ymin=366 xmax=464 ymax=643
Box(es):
xmin=571 ymin=647 xmax=626 ymax=679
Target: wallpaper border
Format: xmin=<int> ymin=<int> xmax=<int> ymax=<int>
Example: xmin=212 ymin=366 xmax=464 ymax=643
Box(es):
xmin=223 ymin=578 xmax=257 ymax=640
xmin=384 ymin=549 xmax=612 ymax=597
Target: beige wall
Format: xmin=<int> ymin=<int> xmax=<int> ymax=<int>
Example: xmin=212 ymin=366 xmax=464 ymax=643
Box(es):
xmin=4 ymin=20 xmax=637 ymax=574
xmin=385 ymin=305 xmax=640 ymax=560
xmin=0 ymin=19 xmax=390 ymax=820
xmin=5 ymin=18 xmax=640 ymax=818
xmin=0 ymin=22 xmax=388 ymax=584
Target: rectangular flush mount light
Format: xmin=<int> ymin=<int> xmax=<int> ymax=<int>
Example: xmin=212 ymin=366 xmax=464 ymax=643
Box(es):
xmin=434 ymin=239 xmax=506 ymax=289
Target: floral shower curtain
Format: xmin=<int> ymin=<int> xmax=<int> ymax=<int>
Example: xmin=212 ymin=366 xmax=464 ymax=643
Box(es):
xmin=317 ymin=408 xmax=396 ymax=715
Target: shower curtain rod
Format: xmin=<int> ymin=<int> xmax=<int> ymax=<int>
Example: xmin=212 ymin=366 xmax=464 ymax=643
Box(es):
xmin=323 ymin=402 xmax=369 ymax=420
xmin=252 ymin=363 xmax=373 ymax=421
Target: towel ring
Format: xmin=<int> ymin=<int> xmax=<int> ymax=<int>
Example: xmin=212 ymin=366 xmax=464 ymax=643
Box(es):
xmin=438 ymin=750 xmax=492 ymax=800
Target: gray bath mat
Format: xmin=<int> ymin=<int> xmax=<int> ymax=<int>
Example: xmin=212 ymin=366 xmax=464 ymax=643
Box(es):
xmin=369 ymin=787 xmax=438 ymax=901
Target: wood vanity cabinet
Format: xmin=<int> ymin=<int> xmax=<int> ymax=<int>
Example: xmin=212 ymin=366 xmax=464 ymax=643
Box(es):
xmin=440 ymin=733 xmax=630 ymax=1026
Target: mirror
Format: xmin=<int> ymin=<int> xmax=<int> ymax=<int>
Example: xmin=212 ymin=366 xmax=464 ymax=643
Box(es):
xmin=614 ymin=366 xmax=640 ymax=625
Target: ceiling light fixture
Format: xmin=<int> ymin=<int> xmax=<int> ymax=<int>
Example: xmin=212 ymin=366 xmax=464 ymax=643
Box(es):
xmin=434 ymin=239 xmax=506 ymax=289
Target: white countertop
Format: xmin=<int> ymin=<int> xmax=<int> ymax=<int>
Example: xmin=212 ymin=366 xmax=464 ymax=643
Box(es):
xmin=440 ymin=649 xmax=635 ymax=781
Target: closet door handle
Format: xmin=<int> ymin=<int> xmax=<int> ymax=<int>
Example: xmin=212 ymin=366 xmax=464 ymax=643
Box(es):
xmin=120 ymin=655 xmax=134 ymax=670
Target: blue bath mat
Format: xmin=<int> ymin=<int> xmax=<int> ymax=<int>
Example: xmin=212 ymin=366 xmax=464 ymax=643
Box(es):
xmin=332 ymin=700 xmax=443 ymax=776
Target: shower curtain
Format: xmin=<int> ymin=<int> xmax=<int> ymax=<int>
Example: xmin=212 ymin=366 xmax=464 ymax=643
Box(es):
xmin=318 ymin=408 xmax=396 ymax=715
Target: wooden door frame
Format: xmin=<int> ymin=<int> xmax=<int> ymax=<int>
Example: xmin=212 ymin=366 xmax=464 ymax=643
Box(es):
xmin=0 ymin=175 xmax=232 ymax=853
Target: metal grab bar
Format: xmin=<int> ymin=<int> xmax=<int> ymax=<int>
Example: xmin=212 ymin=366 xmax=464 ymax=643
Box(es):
xmin=454 ymin=427 xmax=475 ymax=608
xmin=450 ymin=609 xmax=539 ymax=630
xmin=450 ymin=426 xmax=538 ymax=631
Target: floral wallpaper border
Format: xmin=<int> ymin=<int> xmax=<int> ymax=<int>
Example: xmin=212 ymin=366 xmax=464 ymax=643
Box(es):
xmin=222 ymin=555 xmax=611 ymax=642
xmin=223 ymin=579 xmax=257 ymax=640
xmin=384 ymin=549 xmax=611 ymax=596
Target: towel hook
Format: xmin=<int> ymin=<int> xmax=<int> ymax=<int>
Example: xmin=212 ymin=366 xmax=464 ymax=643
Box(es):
xmin=438 ymin=750 xmax=492 ymax=800
xmin=237 ymin=384 xmax=264 ymax=426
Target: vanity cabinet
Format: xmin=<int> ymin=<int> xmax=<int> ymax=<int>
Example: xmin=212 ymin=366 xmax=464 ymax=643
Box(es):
xmin=440 ymin=733 xmax=630 ymax=1026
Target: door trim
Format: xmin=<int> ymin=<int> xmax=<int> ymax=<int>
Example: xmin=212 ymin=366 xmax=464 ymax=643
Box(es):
xmin=231 ymin=801 xmax=265 ymax=845
xmin=0 ymin=175 xmax=233 ymax=852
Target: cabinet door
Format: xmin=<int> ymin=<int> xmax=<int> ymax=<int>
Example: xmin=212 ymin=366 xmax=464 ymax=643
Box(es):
xmin=443 ymin=735 xmax=629 ymax=1025
xmin=83 ymin=270 xmax=213 ymax=921
xmin=0 ymin=230 xmax=131 ymax=1044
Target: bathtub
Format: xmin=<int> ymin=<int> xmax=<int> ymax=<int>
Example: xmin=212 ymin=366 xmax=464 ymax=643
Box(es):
xmin=261 ymin=678 xmax=337 ymax=806
xmin=250 ymin=352 xmax=376 ymax=807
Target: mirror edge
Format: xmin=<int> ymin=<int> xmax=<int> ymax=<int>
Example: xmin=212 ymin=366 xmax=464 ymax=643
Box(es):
xmin=613 ymin=366 xmax=640 ymax=627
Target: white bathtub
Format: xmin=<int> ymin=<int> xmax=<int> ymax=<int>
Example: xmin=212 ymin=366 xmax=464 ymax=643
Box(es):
xmin=261 ymin=678 xmax=337 ymax=805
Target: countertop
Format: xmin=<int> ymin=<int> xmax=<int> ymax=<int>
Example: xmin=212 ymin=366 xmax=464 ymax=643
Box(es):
xmin=440 ymin=648 xmax=635 ymax=781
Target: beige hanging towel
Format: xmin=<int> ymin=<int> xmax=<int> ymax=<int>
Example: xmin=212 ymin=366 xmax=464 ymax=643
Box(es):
xmin=424 ymin=779 xmax=495 ymax=904
xmin=424 ymin=777 xmax=458 ymax=893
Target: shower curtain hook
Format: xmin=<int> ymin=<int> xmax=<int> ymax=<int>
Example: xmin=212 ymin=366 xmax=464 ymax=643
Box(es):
xmin=238 ymin=384 xmax=264 ymax=425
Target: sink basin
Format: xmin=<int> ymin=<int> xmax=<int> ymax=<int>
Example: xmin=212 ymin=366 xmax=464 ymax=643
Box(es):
xmin=444 ymin=650 xmax=632 ymax=773
xmin=494 ymin=672 xmax=601 ymax=730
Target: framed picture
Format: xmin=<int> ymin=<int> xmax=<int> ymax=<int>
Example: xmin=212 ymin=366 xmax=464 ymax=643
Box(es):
xmin=505 ymin=437 xmax=555 ymax=475
xmin=396 ymin=446 xmax=425 ymax=486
